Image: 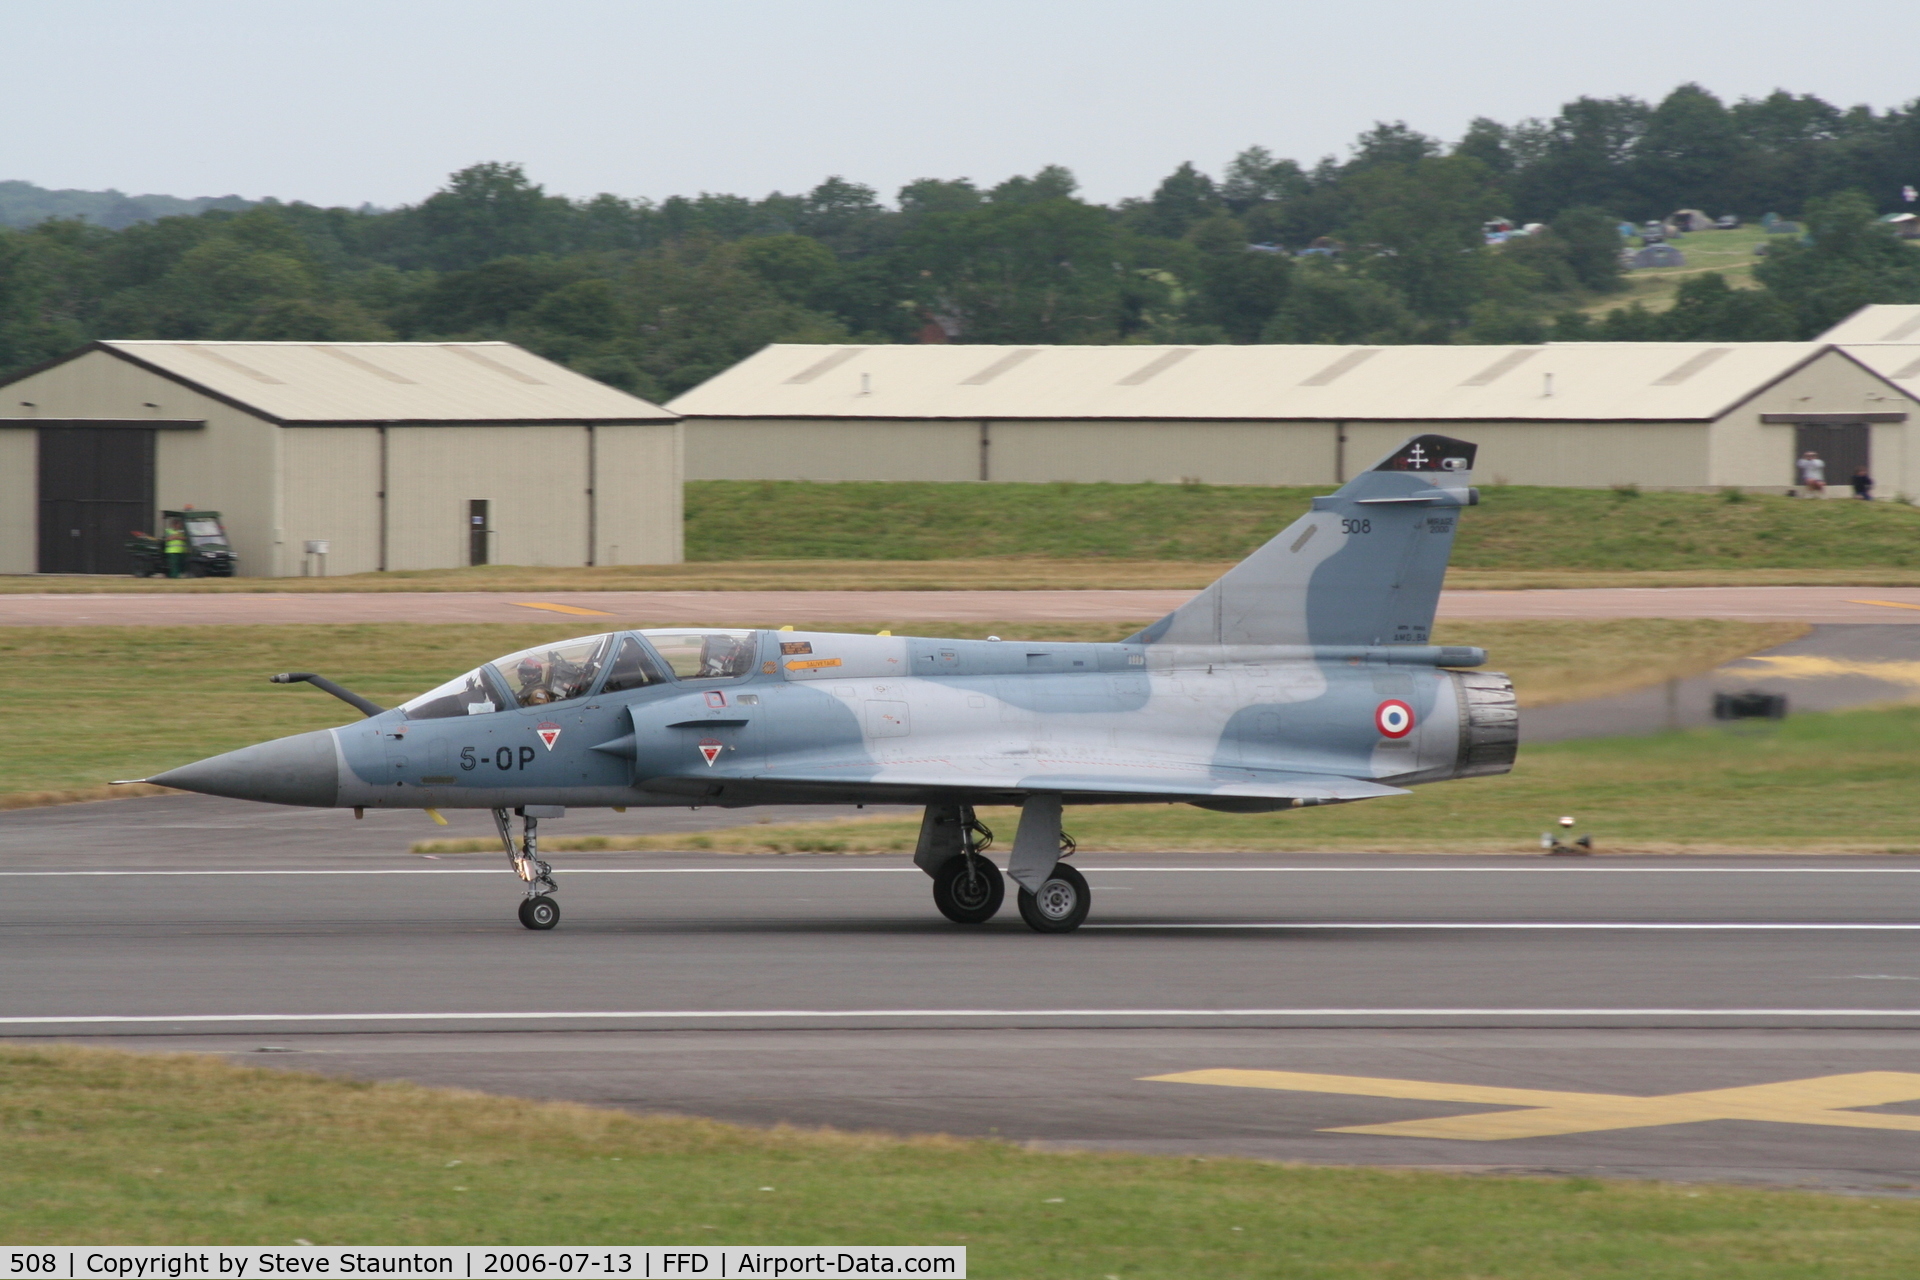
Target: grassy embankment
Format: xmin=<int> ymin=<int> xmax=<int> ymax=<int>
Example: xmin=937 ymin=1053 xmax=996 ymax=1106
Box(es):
xmin=11 ymin=483 xmax=1920 ymax=593
xmin=0 ymin=619 xmax=1797 ymax=810
xmin=6 ymin=1045 xmax=1920 ymax=1273
xmin=1581 ymin=223 xmax=1772 ymax=317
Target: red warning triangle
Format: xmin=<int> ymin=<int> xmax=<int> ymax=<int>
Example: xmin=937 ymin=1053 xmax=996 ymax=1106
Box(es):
xmin=698 ymin=740 xmax=723 ymax=766
xmin=536 ymin=723 xmax=562 ymax=751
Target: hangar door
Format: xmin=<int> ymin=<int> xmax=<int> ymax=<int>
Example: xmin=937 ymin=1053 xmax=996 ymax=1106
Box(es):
xmin=1794 ymin=422 xmax=1869 ymax=489
xmin=37 ymin=427 xmax=155 ymax=574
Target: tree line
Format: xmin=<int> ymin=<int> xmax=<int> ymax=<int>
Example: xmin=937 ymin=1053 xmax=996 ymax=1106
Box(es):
xmin=4 ymin=82 xmax=1919 ymax=401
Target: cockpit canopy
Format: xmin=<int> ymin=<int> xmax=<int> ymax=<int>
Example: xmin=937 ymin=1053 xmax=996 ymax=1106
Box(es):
xmin=400 ymin=629 xmax=758 ymax=720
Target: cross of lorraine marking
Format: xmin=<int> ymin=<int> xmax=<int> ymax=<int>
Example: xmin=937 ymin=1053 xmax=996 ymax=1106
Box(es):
xmin=1142 ymin=1069 xmax=1920 ymax=1140
xmin=1405 ymin=443 xmax=1428 ymax=467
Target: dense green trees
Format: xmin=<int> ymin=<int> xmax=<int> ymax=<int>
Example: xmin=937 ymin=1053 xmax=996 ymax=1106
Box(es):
xmin=2 ymin=81 xmax=1918 ymax=395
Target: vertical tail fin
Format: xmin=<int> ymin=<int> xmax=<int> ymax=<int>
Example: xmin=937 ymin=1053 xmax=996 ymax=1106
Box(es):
xmin=1131 ymin=435 xmax=1477 ymax=647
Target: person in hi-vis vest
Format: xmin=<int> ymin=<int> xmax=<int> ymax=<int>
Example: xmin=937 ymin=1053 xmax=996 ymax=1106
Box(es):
xmin=163 ymin=519 xmax=187 ymax=578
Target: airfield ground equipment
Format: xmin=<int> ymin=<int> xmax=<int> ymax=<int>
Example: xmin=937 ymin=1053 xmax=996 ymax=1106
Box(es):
xmin=127 ymin=510 xmax=238 ymax=578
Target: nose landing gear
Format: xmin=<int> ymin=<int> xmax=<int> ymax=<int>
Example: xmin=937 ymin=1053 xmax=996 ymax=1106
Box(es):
xmin=494 ymin=806 xmax=560 ymax=930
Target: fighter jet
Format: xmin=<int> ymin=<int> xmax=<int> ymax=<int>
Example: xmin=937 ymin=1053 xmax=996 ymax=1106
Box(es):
xmin=139 ymin=435 xmax=1516 ymax=934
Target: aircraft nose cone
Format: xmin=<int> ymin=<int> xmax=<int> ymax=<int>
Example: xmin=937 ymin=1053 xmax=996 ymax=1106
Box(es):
xmin=150 ymin=728 xmax=340 ymax=807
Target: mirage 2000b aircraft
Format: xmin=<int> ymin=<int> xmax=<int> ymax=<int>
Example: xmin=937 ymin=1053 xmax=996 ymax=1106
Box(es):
xmin=140 ymin=435 xmax=1517 ymax=934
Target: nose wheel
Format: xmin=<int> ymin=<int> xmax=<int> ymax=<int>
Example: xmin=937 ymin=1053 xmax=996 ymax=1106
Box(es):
xmin=495 ymin=807 xmax=561 ymax=930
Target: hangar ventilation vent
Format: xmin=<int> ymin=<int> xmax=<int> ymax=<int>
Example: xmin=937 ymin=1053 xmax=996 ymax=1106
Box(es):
xmin=445 ymin=344 xmax=546 ymax=384
xmin=1298 ymin=348 xmax=1379 ymax=386
xmin=1460 ymin=349 xmax=1537 ymax=386
xmin=961 ymin=348 xmax=1041 ymax=385
xmin=1117 ymin=348 xmax=1195 ymax=385
xmin=187 ymin=346 xmax=284 ymax=384
xmin=1653 ymin=347 xmax=1732 ymax=385
xmin=316 ymin=346 xmax=417 ymax=383
xmin=785 ymin=348 xmax=865 ymax=384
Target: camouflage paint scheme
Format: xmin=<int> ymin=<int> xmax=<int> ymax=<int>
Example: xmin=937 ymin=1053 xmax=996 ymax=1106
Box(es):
xmin=150 ymin=436 xmax=1517 ymax=932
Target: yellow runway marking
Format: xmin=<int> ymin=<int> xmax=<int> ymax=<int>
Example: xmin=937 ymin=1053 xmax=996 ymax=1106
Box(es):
xmin=1850 ymin=599 xmax=1920 ymax=612
xmin=1143 ymin=1068 xmax=1920 ymax=1141
xmin=513 ymin=601 xmax=614 ymax=617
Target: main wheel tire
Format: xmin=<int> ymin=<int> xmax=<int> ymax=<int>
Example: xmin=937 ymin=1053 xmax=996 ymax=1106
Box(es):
xmin=1017 ymin=863 xmax=1091 ymax=934
xmin=517 ymin=895 xmax=560 ymax=930
xmin=931 ymin=854 xmax=1004 ymax=924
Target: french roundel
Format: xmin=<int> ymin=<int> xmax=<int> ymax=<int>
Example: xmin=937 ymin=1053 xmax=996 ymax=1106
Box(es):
xmin=1375 ymin=699 xmax=1415 ymax=739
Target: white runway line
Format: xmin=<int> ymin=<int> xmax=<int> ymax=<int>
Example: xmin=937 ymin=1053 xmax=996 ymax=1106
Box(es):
xmin=2 ymin=1007 xmax=1918 ymax=1026
xmin=15 ymin=865 xmax=1920 ymax=877
xmin=1084 ymin=922 xmax=1920 ymax=930
xmin=11 ymin=867 xmax=921 ymax=876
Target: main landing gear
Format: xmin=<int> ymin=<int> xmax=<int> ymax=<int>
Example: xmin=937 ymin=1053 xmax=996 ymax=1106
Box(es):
xmin=929 ymin=810 xmax=1004 ymax=924
xmin=495 ymin=806 xmax=560 ymax=930
xmin=914 ymin=797 xmax=1089 ymax=933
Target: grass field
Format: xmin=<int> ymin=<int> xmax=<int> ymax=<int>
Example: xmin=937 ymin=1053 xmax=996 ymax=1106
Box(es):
xmin=5 ymin=1045 xmax=1919 ymax=1274
xmin=0 ymin=619 xmax=1796 ymax=809
xmin=10 ymin=483 xmax=1920 ymax=595
xmin=414 ymin=701 xmax=1920 ymax=857
xmin=686 ymin=482 xmax=1920 ymax=568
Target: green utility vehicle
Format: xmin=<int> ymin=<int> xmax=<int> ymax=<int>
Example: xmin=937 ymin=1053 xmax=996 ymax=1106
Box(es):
xmin=128 ymin=510 xmax=239 ymax=578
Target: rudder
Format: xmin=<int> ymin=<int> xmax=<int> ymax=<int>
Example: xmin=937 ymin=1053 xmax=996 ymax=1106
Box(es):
xmin=1131 ymin=435 xmax=1478 ymax=647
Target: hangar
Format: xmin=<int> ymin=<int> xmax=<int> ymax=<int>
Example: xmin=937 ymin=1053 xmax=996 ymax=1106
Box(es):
xmin=668 ymin=341 xmax=1918 ymax=495
xmin=0 ymin=341 xmax=681 ymax=577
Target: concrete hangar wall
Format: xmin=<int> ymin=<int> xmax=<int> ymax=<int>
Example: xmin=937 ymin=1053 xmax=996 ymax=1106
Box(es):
xmin=0 ymin=341 xmax=681 ymax=578
xmin=668 ymin=340 xmax=1920 ymax=494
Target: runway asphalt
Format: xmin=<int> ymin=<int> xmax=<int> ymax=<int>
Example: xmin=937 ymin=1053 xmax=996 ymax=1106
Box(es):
xmin=6 ymin=794 xmax=1920 ymax=1194
xmin=5 ymin=584 xmax=1920 ymax=625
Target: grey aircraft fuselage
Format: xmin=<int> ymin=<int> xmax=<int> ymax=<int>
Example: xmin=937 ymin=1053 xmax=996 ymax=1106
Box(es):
xmin=314 ymin=631 xmax=1498 ymax=813
xmin=145 ymin=434 xmax=1519 ymax=933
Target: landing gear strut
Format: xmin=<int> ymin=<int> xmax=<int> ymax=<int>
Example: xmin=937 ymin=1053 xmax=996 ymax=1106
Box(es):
xmin=1008 ymin=794 xmax=1089 ymax=933
xmin=495 ymin=806 xmax=560 ymax=930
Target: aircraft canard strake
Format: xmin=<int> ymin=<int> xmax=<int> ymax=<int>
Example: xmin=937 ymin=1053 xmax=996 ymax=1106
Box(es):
xmin=143 ymin=435 xmax=1517 ymax=933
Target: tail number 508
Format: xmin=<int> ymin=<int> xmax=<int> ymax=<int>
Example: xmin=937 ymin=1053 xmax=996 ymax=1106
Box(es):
xmin=1340 ymin=518 xmax=1372 ymax=534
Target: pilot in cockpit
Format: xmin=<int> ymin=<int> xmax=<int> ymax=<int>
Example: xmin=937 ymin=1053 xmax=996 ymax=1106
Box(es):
xmin=515 ymin=656 xmax=555 ymax=705
xmin=701 ymin=634 xmax=755 ymax=677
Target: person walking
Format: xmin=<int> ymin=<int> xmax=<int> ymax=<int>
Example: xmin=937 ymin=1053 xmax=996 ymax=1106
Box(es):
xmin=162 ymin=518 xmax=187 ymax=579
xmin=1796 ymin=450 xmax=1826 ymax=495
xmin=1852 ymin=466 xmax=1875 ymax=500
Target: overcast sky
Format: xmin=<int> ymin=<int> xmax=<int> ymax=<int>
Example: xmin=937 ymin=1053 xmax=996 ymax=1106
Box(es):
xmin=4 ymin=0 xmax=1913 ymax=210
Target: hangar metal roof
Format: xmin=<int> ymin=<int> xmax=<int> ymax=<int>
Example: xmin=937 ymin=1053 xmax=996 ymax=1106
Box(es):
xmin=668 ymin=342 xmax=1837 ymax=423
xmin=1819 ymin=305 xmax=1920 ymax=344
xmin=90 ymin=341 xmax=675 ymax=424
xmin=1832 ymin=343 xmax=1920 ymax=389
